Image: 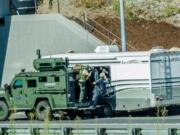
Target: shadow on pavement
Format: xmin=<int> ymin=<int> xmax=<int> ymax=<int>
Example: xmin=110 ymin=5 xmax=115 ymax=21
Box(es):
xmin=0 ymin=16 xmax=11 ymax=86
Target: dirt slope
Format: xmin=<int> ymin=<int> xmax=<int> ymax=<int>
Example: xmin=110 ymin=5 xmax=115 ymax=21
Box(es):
xmin=90 ymin=15 xmax=180 ymax=51
xmin=37 ymin=0 xmax=180 ymax=51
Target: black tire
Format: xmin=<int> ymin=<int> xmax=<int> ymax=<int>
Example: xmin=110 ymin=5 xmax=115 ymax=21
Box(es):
xmin=103 ymin=105 xmax=114 ymax=117
xmin=67 ymin=111 xmax=77 ymax=120
xmin=35 ymin=100 xmax=52 ymax=121
xmin=0 ymin=101 xmax=9 ymax=121
xmin=95 ymin=108 xmax=104 ymax=118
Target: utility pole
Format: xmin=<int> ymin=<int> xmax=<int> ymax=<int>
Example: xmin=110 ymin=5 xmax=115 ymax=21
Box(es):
xmin=119 ymin=0 xmax=127 ymax=52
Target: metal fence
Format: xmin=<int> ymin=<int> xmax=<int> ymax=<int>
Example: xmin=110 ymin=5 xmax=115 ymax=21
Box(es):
xmin=0 ymin=122 xmax=180 ymax=135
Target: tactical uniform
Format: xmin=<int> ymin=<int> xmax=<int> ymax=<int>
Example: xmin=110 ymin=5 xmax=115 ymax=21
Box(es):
xmin=91 ymin=73 xmax=107 ymax=108
xmin=79 ymin=67 xmax=90 ymax=102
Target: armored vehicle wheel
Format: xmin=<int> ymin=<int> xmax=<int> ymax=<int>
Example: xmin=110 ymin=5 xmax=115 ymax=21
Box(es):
xmin=0 ymin=101 xmax=9 ymax=121
xmin=66 ymin=111 xmax=78 ymax=120
xmin=35 ymin=100 xmax=52 ymax=121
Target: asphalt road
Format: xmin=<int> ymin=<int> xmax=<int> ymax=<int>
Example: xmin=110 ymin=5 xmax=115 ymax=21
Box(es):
xmin=0 ymin=112 xmax=180 ymax=129
xmin=4 ymin=112 xmax=180 ymax=124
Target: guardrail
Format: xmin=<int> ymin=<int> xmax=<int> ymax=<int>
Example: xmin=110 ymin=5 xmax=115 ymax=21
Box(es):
xmin=79 ymin=13 xmax=137 ymax=51
xmin=0 ymin=121 xmax=180 ymax=135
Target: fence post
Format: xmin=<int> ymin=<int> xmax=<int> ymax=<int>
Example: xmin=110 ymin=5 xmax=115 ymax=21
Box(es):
xmin=98 ymin=128 xmax=106 ymax=135
xmin=31 ymin=128 xmax=40 ymax=135
xmin=1 ymin=128 xmax=8 ymax=135
xmin=34 ymin=0 xmax=37 ymax=14
xmin=132 ymin=128 xmax=142 ymax=135
xmin=169 ymin=128 xmax=177 ymax=135
xmin=83 ymin=11 xmax=87 ymax=29
xmin=57 ymin=0 xmax=60 ymax=13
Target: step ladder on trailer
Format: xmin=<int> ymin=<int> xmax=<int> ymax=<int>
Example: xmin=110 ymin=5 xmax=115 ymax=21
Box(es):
xmin=10 ymin=0 xmax=37 ymax=15
xmin=164 ymin=55 xmax=173 ymax=100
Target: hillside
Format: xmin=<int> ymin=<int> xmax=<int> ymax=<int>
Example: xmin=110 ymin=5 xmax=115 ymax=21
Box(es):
xmin=37 ymin=0 xmax=180 ymax=51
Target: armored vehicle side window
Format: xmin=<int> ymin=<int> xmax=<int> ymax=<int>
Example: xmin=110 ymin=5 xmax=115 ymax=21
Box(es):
xmin=39 ymin=77 xmax=47 ymax=82
xmin=13 ymin=80 xmax=23 ymax=89
xmin=54 ymin=76 xmax=59 ymax=82
xmin=27 ymin=80 xmax=37 ymax=88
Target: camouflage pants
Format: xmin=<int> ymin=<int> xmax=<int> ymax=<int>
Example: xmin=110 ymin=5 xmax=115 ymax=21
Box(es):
xmin=79 ymin=81 xmax=86 ymax=102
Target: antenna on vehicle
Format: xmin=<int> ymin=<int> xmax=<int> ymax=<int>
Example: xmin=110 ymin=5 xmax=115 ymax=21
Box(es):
xmin=36 ymin=49 xmax=41 ymax=59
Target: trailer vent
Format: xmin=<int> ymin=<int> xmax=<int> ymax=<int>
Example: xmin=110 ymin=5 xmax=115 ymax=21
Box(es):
xmin=150 ymin=46 xmax=167 ymax=52
xmin=94 ymin=45 xmax=119 ymax=53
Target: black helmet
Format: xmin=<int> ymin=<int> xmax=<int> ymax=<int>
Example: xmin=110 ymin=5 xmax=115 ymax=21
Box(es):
xmin=86 ymin=65 xmax=91 ymax=71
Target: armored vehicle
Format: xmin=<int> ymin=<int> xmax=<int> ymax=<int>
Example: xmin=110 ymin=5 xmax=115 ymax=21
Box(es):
xmin=0 ymin=51 xmax=115 ymax=121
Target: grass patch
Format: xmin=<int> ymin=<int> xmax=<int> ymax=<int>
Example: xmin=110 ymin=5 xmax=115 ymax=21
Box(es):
xmin=112 ymin=0 xmax=120 ymax=14
xmin=9 ymin=107 xmax=17 ymax=135
xmin=76 ymin=0 xmax=107 ymax=8
xmin=110 ymin=0 xmax=138 ymax=20
xmin=163 ymin=5 xmax=179 ymax=17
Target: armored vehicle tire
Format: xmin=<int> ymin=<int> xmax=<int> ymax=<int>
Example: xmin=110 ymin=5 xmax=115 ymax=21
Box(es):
xmin=35 ymin=100 xmax=52 ymax=121
xmin=0 ymin=101 xmax=9 ymax=121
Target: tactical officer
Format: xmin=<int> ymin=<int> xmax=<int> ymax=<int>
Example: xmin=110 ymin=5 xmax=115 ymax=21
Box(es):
xmin=79 ymin=65 xmax=92 ymax=103
xmin=86 ymin=67 xmax=96 ymax=100
xmin=90 ymin=73 xmax=107 ymax=108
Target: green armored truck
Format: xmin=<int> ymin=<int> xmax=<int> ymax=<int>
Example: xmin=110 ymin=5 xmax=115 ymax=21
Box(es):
xmin=0 ymin=51 xmax=115 ymax=121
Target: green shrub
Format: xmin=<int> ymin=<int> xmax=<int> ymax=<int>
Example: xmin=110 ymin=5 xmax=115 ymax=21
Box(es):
xmin=126 ymin=11 xmax=138 ymax=20
xmin=112 ymin=0 xmax=120 ymax=14
xmin=163 ymin=5 xmax=179 ymax=17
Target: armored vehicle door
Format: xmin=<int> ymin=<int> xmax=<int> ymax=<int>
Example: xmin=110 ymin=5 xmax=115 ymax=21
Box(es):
xmin=24 ymin=78 xmax=37 ymax=108
xmin=11 ymin=78 xmax=27 ymax=108
xmin=45 ymin=71 xmax=67 ymax=108
xmin=67 ymin=72 xmax=75 ymax=104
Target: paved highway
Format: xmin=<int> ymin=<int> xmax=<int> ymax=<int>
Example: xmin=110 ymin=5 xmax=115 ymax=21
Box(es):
xmin=0 ymin=117 xmax=180 ymax=129
xmin=1 ymin=112 xmax=180 ymax=125
xmin=0 ymin=112 xmax=178 ymax=129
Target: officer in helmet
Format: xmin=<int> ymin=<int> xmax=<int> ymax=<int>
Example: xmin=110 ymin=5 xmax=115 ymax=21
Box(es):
xmin=90 ymin=72 xmax=107 ymax=108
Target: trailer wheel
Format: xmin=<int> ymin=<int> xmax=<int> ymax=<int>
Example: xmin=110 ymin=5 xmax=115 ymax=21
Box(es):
xmin=103 ymin=105 xmax=114 ymax=117
xmin=35 ymin=100 xmax=52 ymax=121
xmin=95 ymin=107 xmax=104 ymax=118
xmin=0 ymin=101 xmax=9 ymax=121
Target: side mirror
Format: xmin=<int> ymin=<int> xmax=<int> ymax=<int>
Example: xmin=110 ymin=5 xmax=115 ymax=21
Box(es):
xmin=4 ymin=84 xmax=13 ymax=97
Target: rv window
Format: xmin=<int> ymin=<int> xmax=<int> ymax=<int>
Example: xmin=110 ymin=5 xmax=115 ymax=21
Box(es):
xmin=39 ymin=77 xmax=47 ymax=82
xmin=54 ymin=76 xmax=59 ymax=82
xmin=13 ymin=80 xmax=23 ymax=89
xmin=27 ymin=80 xmax=37 ymax=88
xmin=40 ymin=63 xmax=51 ymax=67
xmin=94 ymin=66 xmax=110 ymax=81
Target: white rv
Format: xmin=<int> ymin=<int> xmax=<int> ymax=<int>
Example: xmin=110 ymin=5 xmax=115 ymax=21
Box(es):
xmin=44 ymin=47 xmax=180 ymax=112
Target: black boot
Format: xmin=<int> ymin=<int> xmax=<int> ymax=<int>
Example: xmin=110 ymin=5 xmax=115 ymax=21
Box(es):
xmin=90 ymin=101 xmax=95 ymax=109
